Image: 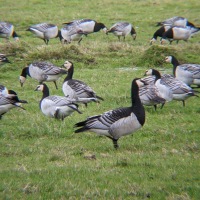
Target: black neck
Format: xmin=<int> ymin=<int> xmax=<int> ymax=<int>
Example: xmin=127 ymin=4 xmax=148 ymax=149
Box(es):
xmin=12 ymin=31 xmax=18 ymax=38
xmin=94 ymin=23 xmax=105 ymax=32
xmin=171 ymin=56 xmax=180 ymax=76
xmin=131 ymin=27 xmax=136 ymax=35
xmin=40 ymin=84 xmax=49 ymax=108
xmin=21 ymin=67 xmax=28 ymax=78
xmin=131 ymin=80 xmax=145 ymax=126
xmin=64 ymin=64 xmax=74 ymax=81
xmin=152 ymin=69 xmax=161 ymax=81
xmin=153 ymin=26 xmax=165 ymax=39
xmin=57 ymin=30 xmax=63 ymax=41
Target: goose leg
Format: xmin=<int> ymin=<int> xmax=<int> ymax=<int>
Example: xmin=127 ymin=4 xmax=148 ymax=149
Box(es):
xmin=118 ymin=36 xmax=120 ymax=41
xmin=153 ymin=105 xmax=157 ymax=111
xmin=106 ymin=136 xmax=119 ymax=149
xmin=53 ymin=81 xmax=58 ymax=89
xmin=182 ymin=100 xmax=185 ymax=107
xmin=78 ymin=38 xmax=82 ymax=45
xmin=160 ymin=103 xmax=165 ymax=109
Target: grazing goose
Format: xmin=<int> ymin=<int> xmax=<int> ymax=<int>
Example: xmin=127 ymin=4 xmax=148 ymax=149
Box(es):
xmin=19 ymin=61 xmax=67 ymax=89
xmin=26 ymin=23 xmax=61 ymax=45
xmin=139 ymin=84 xmax=166 ymax=110
xmin=62 ymin=61 xmax=104 ymax=107
xmin=35 ymin=83 xmax=82 ymax=120
xmin=63 ymin=19 xmax=107 ymax=35
xmin=0 ymin=53 xmax=10 ymax=64
xmin=74 ymin=78 xmax=145 ymax=149
xmin=0 ymin=22 xmax=19 ymax=41
xmin=160 ymin=26 xmax=200 ymax=44
xmin=165 ymin=55 xmax=200 ymax=87
xmin=0 ymin=90 xmax=27 ymax=119
xmin=145 ymin=69 xmax=173 ymax=102
xmin=0 ymin=85 xmax=17 ymax=98
xmin=60 ymin=25 xmax=87 ymax=44
xmin=157 ymin=16 xmax=195 ymax=27
xmin=150 ymin=25 xmax=171 ymax=45
xmin=106 ymin=22 xmax=136 ymax=41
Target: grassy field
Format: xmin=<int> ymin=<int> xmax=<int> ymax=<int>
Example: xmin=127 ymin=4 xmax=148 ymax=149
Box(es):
xmin=0 ymin=0 xmax=200 ymax=199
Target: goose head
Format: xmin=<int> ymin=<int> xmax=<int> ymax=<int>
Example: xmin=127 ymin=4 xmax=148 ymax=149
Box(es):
xmin=19 ymin=76 xmax=26 ymax=87
xmin=63 ymin=60 xmax=73 ymax=70
xmin=165 ymin=56 xmax=172 ymax=63
xmin=34 ymin=84 xmax=44 ymax=92
xmin=144 ymin=69 xmax=153 ymax=76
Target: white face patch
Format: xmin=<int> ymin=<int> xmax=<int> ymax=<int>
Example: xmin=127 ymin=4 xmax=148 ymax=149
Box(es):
xmin=145 ymin=69 xmax=153 ymax=76
xmin=136 ymin=79 xmax=145 ymax=87
xmin=64 ymin=61 xmax=72 ymax=70
xmin=165 ymin=56 xmax=172 ymax=63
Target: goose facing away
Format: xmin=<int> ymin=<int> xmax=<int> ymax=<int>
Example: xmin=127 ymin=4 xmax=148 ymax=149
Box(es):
xmin=19 ymin=61 xmax=67 ymax=89
xmin=0 ymin=90 xmax=27 ymax=119
xmin=60 ymin=25 xmax=87 ymax=44
xmin=74 ymin=78 xmax=145 ymax=149
xmin=165 ymin=55 xmax=200 ymax=87
xmin=0 ymin=22 xmax=19 ymax=41
xmin=62 ymin=61 xmax=104 ymax=107
xmin=160 ymin=26 xmax=200 ymax=44
xmin=26 ymin=23 xmax=61 ymax=45
xmin=156 ymin=16 xmax=195 ymax=27
xmin=106 ymin=22 xmax=136 ymax=41
xmin=63 ymin=19 xmax=107 ymax=35
xmin=145 ymin=69 xmax=173 ymax=103
xmin=35 ymin=83 xmax=82 ymax=120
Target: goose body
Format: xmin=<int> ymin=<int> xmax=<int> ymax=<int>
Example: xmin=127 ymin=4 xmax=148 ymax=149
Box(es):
xmin=139 ymin=84 xmax=166 ymax=110
xmin=145 ymin=69 xmax=173 ymax=102
xmin=0 ymin=22 xmax=19 ymax=40
xmin=0 ymin=90 xmax=27 ymax=119
xmin=106 ymin=22 xmax=136 ymax=41
xmin=157 ymin=16 xmax=194 ymax=27
xmin=74 ymin=79 xmax=145 ymax=149
xmin=161 ymin=26 xmax=200 ymax=44
xmin=27 ymin=23 xmax=60 ymax=44
xmin=19 ymin=61 xmax=67 ymax=89
xmin=63 ymin=19 xmax=107 ymax=35
xmin=35 ymin=83 xmax=82 ymax=120
xmin=165 ymin=55 xmax=200 ymax=87
xmin=61 ymin=25 xmax=86 ymax=44
xmin=62 ymin=61 xmax=104 ymax=106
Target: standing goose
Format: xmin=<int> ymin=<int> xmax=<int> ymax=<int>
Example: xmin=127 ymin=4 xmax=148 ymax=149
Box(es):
xmin=160 ymin=26 xmax=200 ymax=44
xmin=62 ymin=61 xmax=104 ymax=107
xmin=106 ymin=22 xmax=136 ymax=41
xmin=156 ymin=16 xmax=195 ymax=27
xmin=146 ymin=69 xmax=198 ymax=106
xmin=0 ymin=22 xmax=19 ymax=41
xmin=145 ymin=69 xmax=173 ymax=103
xmin=60 ymin=25 xmax=87 ymax=44
xmin=63 ymin=19 xmax=107 ymax=35
xmin=74 ymin=78 xmax=145 ymax=149
xmin=35 ymin=83 xmax=82 ymax=120
xmin=165 ymin=55 xmax=200 ymax=87
xmin=26 ymin=23 xmax=61 ymax=45
xmin=0 ymin=90 xmax=27 ymax=119
xmin=19 ymin=61 xmax=67 ymax=89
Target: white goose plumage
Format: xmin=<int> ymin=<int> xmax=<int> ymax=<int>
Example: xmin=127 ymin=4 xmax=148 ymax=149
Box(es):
xmin=62 ymin=61 xmax=104 ymax=106
xmin=19 ymin=61 xmax=67 ymax=89
xmin=35 ymin=83 xmax=82 ymax=120
xmin=74 ymin=78 xmax=145 ymax=149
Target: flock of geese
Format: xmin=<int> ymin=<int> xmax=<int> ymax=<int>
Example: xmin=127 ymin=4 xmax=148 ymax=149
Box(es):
xmin=1 ymin=16 xmax=200 ymax=148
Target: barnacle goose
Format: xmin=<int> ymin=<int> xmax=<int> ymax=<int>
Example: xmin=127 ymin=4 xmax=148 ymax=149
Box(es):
xmin=26 ymin=23 xmax=61 ymax=45
xmin=74 ymin=78 xmax=145 ymax=149
xmin=62 ymin=61 xmax=104 ymax=107
xmin=0 ymin=22 xmax=19 ymax=41
xmin=165 ymin=55 xmax=200 ymax=87
xmin=106 ymin=22 xmax=136 ymax=41
xmin=35 ymin=83 xmax=82 ymax=120
xmin=19 ymin=61 xmax=67 ymax=89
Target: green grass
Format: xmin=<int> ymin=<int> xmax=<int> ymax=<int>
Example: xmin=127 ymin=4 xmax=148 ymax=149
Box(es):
xmin=1 ymin=0 xmax=200 ymax=199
